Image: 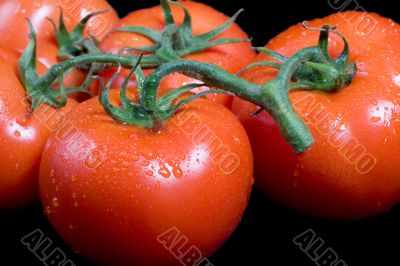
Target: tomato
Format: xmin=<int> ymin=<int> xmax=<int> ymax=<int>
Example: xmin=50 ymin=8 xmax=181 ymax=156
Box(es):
xmin=232 ymin=11 xmax=400 ymax=220
xmin=0 ymin=0 xmax=119 ymax=90
xmin=96 ymin=1 xmax=255 ymax=106
xmin=39 ymin=89 xmax=253 ymax=265
xmin=0 ymin=46 xmax=77 ymax=208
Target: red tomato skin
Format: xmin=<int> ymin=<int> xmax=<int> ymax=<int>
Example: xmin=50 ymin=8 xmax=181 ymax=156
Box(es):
xmin=39 ymin=90 xmax=253 ymax=265
xmin=0 ymin=47 xmax=77 ymax=208
xmin=96 ymin=1 xmax=255 ymax=106
xmin=0 ymin=0 xmax=119 ymax=91
xmin=232 ymin=12 xmax=400 ymax=220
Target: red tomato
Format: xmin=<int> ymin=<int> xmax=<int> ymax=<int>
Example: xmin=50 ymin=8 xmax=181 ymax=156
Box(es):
xmin=232 ymin=11 xmax=400 ymax=220
xmin=0 ymin=46 xmax=77 ymax=208
xmin=96 ymin=1 xmax=255 ymax=106
xmin=0 ymin=0 xmax=119 ymax=89
xmin=39 ymin=89 xmax=253 ymax=265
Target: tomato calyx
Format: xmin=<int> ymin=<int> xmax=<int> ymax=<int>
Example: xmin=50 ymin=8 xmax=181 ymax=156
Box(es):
xmin=97 ymin=55 xmax=232 ymax=129
xmin=115 ymin=0 xmax=248 ymax=62
xmin=48 ymin=9 xmax=105 ymax=64
xmin=242 ymin=24 xmax=356 ymax=91
xmin=19 ymin=21 xmax=92 ymax=111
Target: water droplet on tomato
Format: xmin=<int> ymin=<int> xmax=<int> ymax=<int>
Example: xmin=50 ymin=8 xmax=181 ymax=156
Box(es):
xmin=173 ymin=167 xmax=183 ymax=178
xmin=370 ymin=117 xmax=381 ymax=123
xmin=158 ymin=166 xmax=171 ymax=178
xmin=74 ymin=201 xmax=79 ymax=208
xmin=13 ymin=131 xmax=21 ymax=137
xmin=16 ymin=117 xmax=28 ymax=126
xmin=52 ymin=197 xmax=60 ymax=208
xmin=141 ymin=160 xmax=150 ymax=167
xmin=50 ymin=170 xmax=55 ymax=177
xmin=72 ymin=192 xmax=77 ymax=199
xmin=71 ymin=175 xmax=77 ymax=182
xmin=45 ymin=206 xmax=52 ymax=215
xmin=146 ymin=170 xmax=153 ymax=177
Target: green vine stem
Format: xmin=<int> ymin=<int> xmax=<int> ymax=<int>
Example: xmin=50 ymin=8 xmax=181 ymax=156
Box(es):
xmin=96 ymin=26 xmax=355 ymax=153
xmin=140 ymin=48 xmax=334 ymax=153
xmin=20 ymin=22 xmax=356 ymax=153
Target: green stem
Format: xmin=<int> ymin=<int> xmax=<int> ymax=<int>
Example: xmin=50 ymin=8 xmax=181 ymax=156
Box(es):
xmin=35 ymin=53 xmax=163 ymax=89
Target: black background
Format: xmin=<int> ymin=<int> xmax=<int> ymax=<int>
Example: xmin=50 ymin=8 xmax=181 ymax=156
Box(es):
xmin=1 ymin=0 xmax=400 ymax=265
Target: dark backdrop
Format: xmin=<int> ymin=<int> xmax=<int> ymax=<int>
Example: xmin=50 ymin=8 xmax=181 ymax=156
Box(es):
xmin=1 ymin=0 xmax=399 ymax=266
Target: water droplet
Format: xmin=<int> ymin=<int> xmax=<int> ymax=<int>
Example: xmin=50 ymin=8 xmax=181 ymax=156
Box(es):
xmin=50 ymin=170 xmax=55 ymax=177
xmin=158 ymin=166 xmax=171 ymax=178
xmin=45 ymin=206 xmax=52 ymax=215
xmin=370 ymin=117 xmax=381 ymax=123
xmin=14 ymin=131 xmax=21 ymax=137
xmin=135 ymin=184 xmax=142 ymax=191
xmin=146 ymin=170 xmax=153 ymax=177
xmin=155 ymin=182 xmax=161 ymax=191
xmin=141 ymin=160 xmax=150 ymax=167
xmin=173 ymin=167 xmax=183 ymax=178
xmin=74 ymin=201 xmax=79 ymax=208
xmin=14 ymin=163 xmax=20 ymax=170
xmin=72 ymin=192 xmax=77 ymax=199
xmin=16 ymin=117 xmax=28 ymax=126
xmin=52 ymin=197 xmax=60 ymax=208
xmin=51 ymin=178 xmax=56 ymax=184
xmin=169 ymin=160 xmax=183 ymax=178
xmin=71 ymin=175 xmax=77 ymax=182
xmin=68 ymin=223 xmax=75 ymax=230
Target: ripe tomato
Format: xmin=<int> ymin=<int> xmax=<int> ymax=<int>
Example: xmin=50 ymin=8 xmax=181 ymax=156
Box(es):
xmin=0 ymin=47 xmax=77 ymax=208
xmin=97 ymin=1 xmax=255 ymax=106
xmin=39 ymin=89 xmax=253 ymax=265
xmin=232 ymin=11 xmax=400 ymax=220
xmin=0 ymin=0 xmax=119 ymax=89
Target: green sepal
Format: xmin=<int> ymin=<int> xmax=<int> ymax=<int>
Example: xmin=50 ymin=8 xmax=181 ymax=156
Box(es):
xmin=114 ymin=0 xmax=249 ymax=63
xmin=247 ymin=26 xmax=356 ymax=92
xmin=157 ymin=83 xmax=204 ymax=111
xmin=98 ymin=57 xmax=154 ymax=128
xmin=19 ymin=21 xmax=91 ymax=112
xmin=49 ymin=9 xmax=105 ymax=61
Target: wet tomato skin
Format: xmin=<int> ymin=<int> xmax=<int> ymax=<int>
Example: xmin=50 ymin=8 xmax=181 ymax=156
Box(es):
xmin=39 ymin=89 xmax=253 ymax=265
xmin=0 ymin=47 xmax=77 ymax=208
xmin=232 ymin=12 xmax=400 ymax=220
xmin=96 ymin=1 xmax=255 ymax=106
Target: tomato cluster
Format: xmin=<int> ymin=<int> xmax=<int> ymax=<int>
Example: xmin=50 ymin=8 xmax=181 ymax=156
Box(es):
xmin=1 ymin=0 xmax=400 ymax=265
